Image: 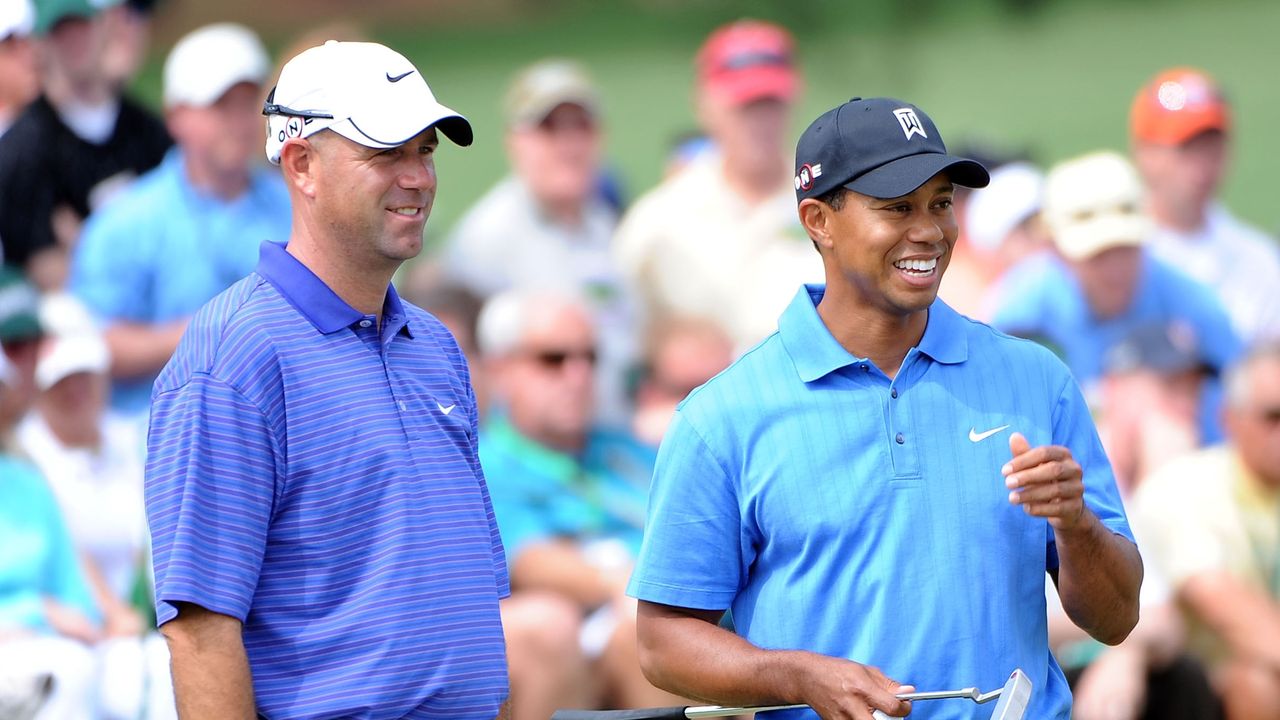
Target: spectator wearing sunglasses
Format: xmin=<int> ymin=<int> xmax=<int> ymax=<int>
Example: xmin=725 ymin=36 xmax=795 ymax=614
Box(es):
xmin=1132 ymin=342 xmax=1280 ymax=720
xmin=475 ymin=289 xmax=680 ymax=720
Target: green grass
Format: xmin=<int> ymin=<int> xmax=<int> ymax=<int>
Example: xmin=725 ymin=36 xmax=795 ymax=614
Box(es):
xmin=138 ymin=0 xmax=1280 ymax=243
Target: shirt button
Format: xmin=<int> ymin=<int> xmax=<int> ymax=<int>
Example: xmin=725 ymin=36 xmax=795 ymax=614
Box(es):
xmin=398 ymin=401 xmax=407 ymax=412
xmin=891 ymin=388 xmax=898 ymax=399
xmin=895 ymin=433 xmax=905 ymax=444
xmin=358 ymin=319 xmax=373 ymax=328
xmin=860 ymin=364 xmax=869 ymax=372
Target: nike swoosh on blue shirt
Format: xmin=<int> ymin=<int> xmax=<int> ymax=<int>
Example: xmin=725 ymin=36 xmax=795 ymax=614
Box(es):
xmin=968 ymin=424 xmax=1011 ymax=442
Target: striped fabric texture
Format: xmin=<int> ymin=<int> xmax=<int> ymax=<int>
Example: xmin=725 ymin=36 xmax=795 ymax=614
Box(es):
xmin=146 ymin=241 xmax=509 ymax=720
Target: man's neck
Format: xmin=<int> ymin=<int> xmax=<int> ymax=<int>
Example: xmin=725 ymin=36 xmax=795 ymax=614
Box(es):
xmin=287 ymin=232 xmax=395 ymax=316
xmin=185 ymin=155 xmax=251 ymax=202
xmin=720 ymin=154 xmax=786 ymax=205
xmin=44 ymin=68 xmax=113 ymax=110
xmin=44 ymin=414 xmax=101 ymax=451
xmin=528 ymin=425 xmax=586 ymax=456
xmin=817 ymin=288 xmax=929 ymax=381
xmin=539 ymin=195 xmax=585 ymax=228
xmin=1149 ymin=194 xmax=1209 ymax=234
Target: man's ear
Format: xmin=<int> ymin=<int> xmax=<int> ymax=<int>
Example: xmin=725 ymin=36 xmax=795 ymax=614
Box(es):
xmin=798 ymin=198 xmax=835 ymax=252
xmin=279 ymin=138 xmax=319 ymax=199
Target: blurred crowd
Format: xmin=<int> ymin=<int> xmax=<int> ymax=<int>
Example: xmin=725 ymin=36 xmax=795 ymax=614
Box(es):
xmin=0 ymin=0 xmax=1278 ymax=718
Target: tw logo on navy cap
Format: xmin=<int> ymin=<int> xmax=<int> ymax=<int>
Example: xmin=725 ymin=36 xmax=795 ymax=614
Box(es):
xmin=794 ymin=97 xmax=989 ymax=201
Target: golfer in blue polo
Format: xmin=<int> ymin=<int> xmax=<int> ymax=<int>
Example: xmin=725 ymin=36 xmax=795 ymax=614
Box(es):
xmin=145 ymin=41 xmax=509 ymax=719
xmin=627 ymin=98 xmax=1142 ymax=719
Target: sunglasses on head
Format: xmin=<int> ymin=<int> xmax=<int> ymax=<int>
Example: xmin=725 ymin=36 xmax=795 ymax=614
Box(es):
xmin=261 ymin=87 xmax=334 ymax=120
xmin=527 ymin=347 xmax=597 ymax=370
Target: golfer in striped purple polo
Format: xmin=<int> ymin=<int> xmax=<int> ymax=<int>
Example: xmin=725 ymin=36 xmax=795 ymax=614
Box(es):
xmin=145 ymin=41 xmax=510 ymax=720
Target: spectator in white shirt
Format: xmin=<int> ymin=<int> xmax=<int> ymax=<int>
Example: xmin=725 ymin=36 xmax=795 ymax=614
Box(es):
xmin=1130 ymin=67 xmax=1280 ymax=344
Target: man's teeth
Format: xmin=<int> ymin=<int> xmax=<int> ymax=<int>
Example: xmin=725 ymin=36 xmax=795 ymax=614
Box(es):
xmin=392 ymin=207 xmax=419 ymax=216
xmin=894 ymin=258 xmax=937 ymax=273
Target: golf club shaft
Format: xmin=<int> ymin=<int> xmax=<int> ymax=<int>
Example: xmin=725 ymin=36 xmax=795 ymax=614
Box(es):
xmin=551 ymin=689 xmax=970 ymax=720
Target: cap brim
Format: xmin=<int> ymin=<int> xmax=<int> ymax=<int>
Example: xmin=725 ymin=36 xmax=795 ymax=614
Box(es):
xmin=705 ymin=66 xmax=797 ymax=106
xmin=845 ymin=153 xmax=990 ymax=199
xmin=341 ymin=105 xmax=474 ymax=148
xmin=511 ymin=94 xmax=597 ymax=127
xmin=1053 ymin=214 xmax=1149 ymax=261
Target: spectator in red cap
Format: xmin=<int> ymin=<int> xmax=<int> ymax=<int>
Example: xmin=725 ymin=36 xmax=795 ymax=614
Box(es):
xmin=614 ymin=19 xmax=821 ymax=352
xmin=1130 ymin=67 xmax=1280 ymax=345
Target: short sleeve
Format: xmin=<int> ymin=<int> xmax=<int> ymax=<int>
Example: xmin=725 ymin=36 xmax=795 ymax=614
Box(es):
xmin=145 ymin=373 xmax=279 ymax=625
xmin=1045 ymin=371 xmax=1135 ymax=568
xmin=627 ymin=409 xmax=744 ymax=610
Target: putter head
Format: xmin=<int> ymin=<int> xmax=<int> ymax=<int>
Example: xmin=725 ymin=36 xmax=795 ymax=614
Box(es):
xmin=988 ymin=669 xmax=1032 ymax=720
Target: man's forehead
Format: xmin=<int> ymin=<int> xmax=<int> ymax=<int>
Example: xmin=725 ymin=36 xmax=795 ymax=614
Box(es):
xmin=855 ymin=174 xmax=955 ymax=202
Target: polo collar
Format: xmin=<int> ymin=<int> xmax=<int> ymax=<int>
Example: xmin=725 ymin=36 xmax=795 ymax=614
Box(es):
xmin=779 ymin=284 xmax=968 ymax=383
xmin=256 ymin=240 xmax=413 ymax=337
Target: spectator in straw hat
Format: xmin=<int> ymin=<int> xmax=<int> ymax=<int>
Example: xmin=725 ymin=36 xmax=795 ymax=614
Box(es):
xmin=991 ymin=150 xmax=1241 ymax=443
xmin=442 ymin=58 xmax=637 ymax=425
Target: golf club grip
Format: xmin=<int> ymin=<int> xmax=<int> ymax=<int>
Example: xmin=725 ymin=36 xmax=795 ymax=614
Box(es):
xmin=550 ymin=708 xmax=690 ymax=720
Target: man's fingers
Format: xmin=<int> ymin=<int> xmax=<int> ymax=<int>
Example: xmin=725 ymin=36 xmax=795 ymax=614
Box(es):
xmin=1008 ymin=431 xmax=1031 ymax=459
xmin=1010 ymin=478 xmax=1084 ymax=504
xmin=1006 ymin=460 xmax=1082 ymax=489
xmin=863 ymin=673 xmax=913 ymax=715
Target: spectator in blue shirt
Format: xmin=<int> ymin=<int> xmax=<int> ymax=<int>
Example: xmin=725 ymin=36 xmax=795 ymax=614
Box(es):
xmin=70 ymin=23 xmax=289 ymax=416
xmin=0 ymin=274 xmax=101 ymax=719
xmin=145 ymin=41 xmax=509 ymax=719
xmin=628 ymin=98 xmax=1141 ymax=719
xmin=991 ymin=151 xmax=1242 ymax=444
xmin=476 ymin=289 xmax=678 ymax=719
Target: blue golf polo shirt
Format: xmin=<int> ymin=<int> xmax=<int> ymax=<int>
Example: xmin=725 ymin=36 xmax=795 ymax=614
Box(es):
xmin=991 ymin=251 xmax=1242 ymax=443
xmin=146 ymin=241 xmax=509 ymax=720
xmin=628 ymin=285 xmax=1134 ymax=720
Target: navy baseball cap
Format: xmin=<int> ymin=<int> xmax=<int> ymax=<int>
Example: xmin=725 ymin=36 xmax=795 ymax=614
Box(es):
xmin=794 ymin=97 xmax=989 ymax=201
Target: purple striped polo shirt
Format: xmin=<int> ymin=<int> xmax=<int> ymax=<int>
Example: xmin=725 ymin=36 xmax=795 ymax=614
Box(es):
xmin=146 ymin=240 xmax=509 ymax=720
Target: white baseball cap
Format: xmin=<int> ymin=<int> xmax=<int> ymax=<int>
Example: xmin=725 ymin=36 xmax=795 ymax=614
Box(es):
xmin=1043 ymin=151 xmax=1151 ymax=261
xmin=164 ymin=23 xmax=269 ymax=109
xmin=36 ymin=332 xmax=109 ymax=390
xmin=964 ymin=162 xmax=1044 ymax=253
xmin=264 ymin=40 xmax=473 ymax=165
xmin=1 ymin=0 xmax=34 ymax=39
xmin=34 ymin=293 xmax=108 ymax=391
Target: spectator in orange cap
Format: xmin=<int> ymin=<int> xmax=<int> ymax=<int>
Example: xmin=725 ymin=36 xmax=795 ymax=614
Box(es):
xmin=614 ymin=19 xmax=822 ymax=352
xmin=1130 ymin=67 xmax=1280 ymax=344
